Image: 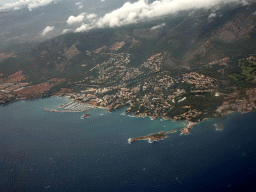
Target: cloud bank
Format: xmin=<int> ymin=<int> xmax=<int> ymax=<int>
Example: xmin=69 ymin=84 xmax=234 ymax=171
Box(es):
xmin=41 ymin=26 xmax=55 ymax=36
xmin=0 ymin=0 xmax=60 ymax=11
xmin=73 ymin=0 xmax=250 ymax=33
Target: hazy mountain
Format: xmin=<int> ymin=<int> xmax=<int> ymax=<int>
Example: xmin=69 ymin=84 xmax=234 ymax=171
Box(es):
xmin=1 ymin=1 xmax=256 ymax=83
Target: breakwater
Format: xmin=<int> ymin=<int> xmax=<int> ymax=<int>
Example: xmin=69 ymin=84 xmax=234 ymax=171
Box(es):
xmin=44 ymin=108 xmax=86 ymax=113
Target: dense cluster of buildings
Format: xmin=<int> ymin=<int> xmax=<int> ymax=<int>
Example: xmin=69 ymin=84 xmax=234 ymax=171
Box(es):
xmin=89 ymin=53 xmax=142 ymax=84
xmin=88 ymin=52 xmax=163 ymax=85
xmin=182 ymin=72 xmax=217 ymax=91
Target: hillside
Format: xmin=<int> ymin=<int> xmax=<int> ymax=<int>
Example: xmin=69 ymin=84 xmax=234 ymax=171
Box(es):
xmin=1 ymin=3 xmax=256 ymax=133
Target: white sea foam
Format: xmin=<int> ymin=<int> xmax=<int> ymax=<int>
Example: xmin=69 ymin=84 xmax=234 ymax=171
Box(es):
xmin=179 ymin=133 xmax=190 ymax=136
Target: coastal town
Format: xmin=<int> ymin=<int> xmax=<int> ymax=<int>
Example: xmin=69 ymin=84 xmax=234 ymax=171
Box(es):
xmin=1 ymin=51 xmax=256 ymax=143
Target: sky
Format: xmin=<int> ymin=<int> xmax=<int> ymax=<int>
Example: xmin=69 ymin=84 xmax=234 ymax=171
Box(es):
xmin=0 ymin=0 xmax=19 ymax=6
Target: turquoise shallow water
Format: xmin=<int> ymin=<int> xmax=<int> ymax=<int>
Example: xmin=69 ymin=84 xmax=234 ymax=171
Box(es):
xmin=1 ymin=97 xmax=256 ymax=191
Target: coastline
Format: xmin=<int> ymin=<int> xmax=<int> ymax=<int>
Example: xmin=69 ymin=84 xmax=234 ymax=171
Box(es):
xmin=179 ymin=122 xmax=197 ymax=135
xmin=5 ymin=96 xmax=253 ymax=145
xmin=40 ymin=96 xmax=251 ymax=144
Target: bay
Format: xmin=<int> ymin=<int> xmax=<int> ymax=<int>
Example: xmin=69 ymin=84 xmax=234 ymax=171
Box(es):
xmin=1 ymin=97 xmax=256 ymax=191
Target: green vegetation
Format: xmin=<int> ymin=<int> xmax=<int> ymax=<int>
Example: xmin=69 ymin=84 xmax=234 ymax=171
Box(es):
xmin=167 ymin=92 xmax=223 ymax=122
xmin=228 ymin=59 xmax=256 ymax=86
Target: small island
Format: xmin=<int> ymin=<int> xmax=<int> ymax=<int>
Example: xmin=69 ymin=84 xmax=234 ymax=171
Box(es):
xmin=128 ymin=130 xmax=177 ymax=144
xmin=83 ymin=113 xmax=91 ymax=118
xmin=128 ymin=122 xmax=198 ymax=144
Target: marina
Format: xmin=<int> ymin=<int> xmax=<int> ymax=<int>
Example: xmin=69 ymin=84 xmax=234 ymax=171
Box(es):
xmin=46 ymin=101 xmax=95 ymax=112
xmin=60 ymin=101 xmax=95 ymax=111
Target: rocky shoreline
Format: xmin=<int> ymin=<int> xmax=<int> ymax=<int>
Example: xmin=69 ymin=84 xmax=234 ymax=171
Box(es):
xmin=179 ymin=122 xmax=197 ymax=135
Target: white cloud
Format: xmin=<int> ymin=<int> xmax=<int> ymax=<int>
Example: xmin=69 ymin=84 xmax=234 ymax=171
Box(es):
xmin=208 ymin=13 xmax=217 ymax=19
xmin=151 ymin=23 xmax=166 ymax=30
xmin=241 ymin=0 xmax=250 ymax=5
xmin=74 ymin=0 xmax=250 ymax=33
xmin=41 ymin=26 xmax=55 ymax=36
xmin=75 ymin=23 xmax=93 ymax=33
xmin=66 ymin=13 xmax=97 ymax=25
xmin=96 ymin=0 xmax=247 ymax=28
xmin=86 ymin=13 xmax=97 ymax=20
xmin=14 ymin=7 xmax=21 ymax=11
xmin=101 ymin=0 xmax=106 ymax=2
xmin=0 ymin=0 xmax=60 ymax=11
xmin=67 ymin=13 xmax=85 ymax=25
xmin=62 ymin=29 xmax=73 ymax=34
xmin=75 ymin=1 xmax=83 ymax=9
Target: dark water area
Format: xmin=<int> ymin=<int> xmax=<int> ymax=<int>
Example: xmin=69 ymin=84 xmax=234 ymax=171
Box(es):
xmin=1 ymin=97 xmax=256 ymax=192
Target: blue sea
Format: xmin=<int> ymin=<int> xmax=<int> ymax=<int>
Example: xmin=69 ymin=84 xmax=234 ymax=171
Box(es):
xmin=1 ymin=97 xmax=256 ymax=192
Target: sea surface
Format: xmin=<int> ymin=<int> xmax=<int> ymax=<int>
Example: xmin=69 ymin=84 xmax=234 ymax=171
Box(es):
xmin=1 ymin=97 xmax=256 ymax=192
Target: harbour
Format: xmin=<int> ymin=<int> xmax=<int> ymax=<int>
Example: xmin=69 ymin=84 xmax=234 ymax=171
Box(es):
xmin=51 ymin=101 xmax=95 ymax=112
